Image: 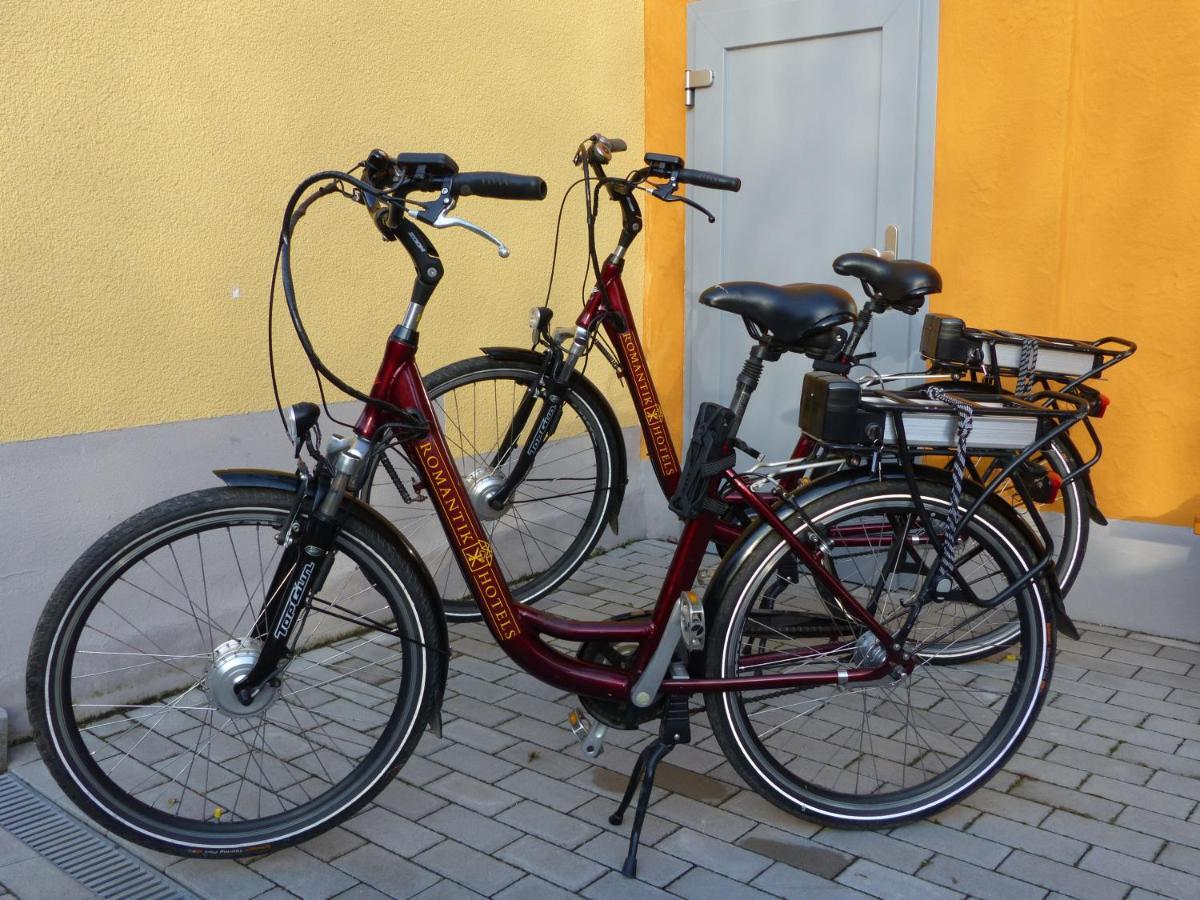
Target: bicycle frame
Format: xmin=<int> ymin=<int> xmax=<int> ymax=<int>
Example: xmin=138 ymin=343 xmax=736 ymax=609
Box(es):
xmin=578 ymin=260 xmax=815 ymax=549
xmin=355 ymin=330 xmax=901 ymax=701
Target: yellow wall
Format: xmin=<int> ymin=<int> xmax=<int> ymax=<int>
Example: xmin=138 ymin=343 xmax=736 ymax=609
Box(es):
xmin=934 ymin=1 xmax=1200 ymax=526
xmin=0 ymin=1 xmax=644 ymax=444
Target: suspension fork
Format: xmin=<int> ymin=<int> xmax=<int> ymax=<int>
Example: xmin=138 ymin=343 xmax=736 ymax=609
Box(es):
xmin=485 ymin=328 xmax=589 ymax=510
xmin=234 ymin=440 xmax=368 ymax=704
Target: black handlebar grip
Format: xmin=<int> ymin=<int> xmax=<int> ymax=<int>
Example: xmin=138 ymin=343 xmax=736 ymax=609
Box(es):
xmin=677 ymin=168 xmax=742 ymax=192
xmin=454 ymin=172 xmax=548 ymax=201
xmin=608 ymin=137 xmax=628 ymax=152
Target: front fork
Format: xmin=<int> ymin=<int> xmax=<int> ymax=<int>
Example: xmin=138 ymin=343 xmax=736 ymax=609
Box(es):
xmin=485 ymin=327 xmax=589 ymax=510
xmin=234 ymin=438 xmax=369 ymax=705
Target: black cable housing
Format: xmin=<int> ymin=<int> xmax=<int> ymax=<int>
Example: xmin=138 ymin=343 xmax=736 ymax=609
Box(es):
xmin=271 ymin=170 xmax=426 ymax=434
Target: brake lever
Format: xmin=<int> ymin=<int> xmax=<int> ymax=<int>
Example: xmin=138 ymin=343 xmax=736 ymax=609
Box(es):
xmin=407 ymin=185 xmax=511 ymax=258
xmin=430 ymin=208 xmax=510 ymax=258
xmin=648 ymin=181 xmax=715 ymax=222
xmin=662 ymin=193 xmax=716 ymax=223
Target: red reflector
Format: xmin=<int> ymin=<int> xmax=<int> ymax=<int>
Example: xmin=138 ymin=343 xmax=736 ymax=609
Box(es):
xmin=1095 ymin=393 xmax=1111 ymax=418
xmin=1046 ymin=471 xmax=1062 ymax=503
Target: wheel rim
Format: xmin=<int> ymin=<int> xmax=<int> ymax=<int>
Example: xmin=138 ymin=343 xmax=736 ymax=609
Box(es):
xmin=721 ymin=492 xmax=1047 ymax=821
xmin=44 ymin=503 xmax=427 ymax=850
xmin=365 ymin=365 xmax=611 ymax=611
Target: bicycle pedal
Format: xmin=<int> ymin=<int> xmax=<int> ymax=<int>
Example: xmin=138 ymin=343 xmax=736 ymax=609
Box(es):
xmin=566 ymin=707 xmax=607 ymax=759
xmin=678 ymin=590 xmax=705 ymax=651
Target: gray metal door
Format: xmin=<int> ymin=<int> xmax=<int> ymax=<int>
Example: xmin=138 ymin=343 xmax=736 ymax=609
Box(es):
xmin=685 ymin=0 xmax=939 ymax=459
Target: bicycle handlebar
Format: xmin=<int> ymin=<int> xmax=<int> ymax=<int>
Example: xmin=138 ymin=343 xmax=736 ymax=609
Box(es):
xmin=676 ymin=167 xmax=741 ymax=192
xmin=454 ymin=171 xmax=548 ymax=201
xmin=364 ymin=149 xmax=546 ymax=202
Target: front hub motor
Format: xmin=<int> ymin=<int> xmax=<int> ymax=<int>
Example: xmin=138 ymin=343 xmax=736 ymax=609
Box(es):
xmin=207 ymin=638 xmax=279 ymax=717
xmin=464 ymin=469 xmax=509 ymax=521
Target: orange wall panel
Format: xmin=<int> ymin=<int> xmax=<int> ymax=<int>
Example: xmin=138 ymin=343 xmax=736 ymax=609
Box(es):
xmin=933 ymin=1 xmax=1200 ymax=526
xmin=643 ymin=0 xmax=689 ymax=453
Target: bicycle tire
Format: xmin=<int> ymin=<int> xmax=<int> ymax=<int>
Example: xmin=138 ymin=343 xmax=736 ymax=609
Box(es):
xmin=704 ymin=478 xmax=1053 ymax=828
xmin=27 ymin=486 xmax=442 ymax=857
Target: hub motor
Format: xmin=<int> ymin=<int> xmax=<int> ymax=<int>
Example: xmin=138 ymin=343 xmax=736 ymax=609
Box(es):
xmin=464 ymin=469 xmax=509 ymax=521
xmin=207 ymin=638 xmax=279 ymax=717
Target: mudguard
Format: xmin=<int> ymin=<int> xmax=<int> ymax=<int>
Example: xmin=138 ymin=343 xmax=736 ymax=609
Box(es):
xmin=702 ymin=463 xmax=1078 ymax=642
xmin=480 ymin=346 xmax=629 ymax=533
xmin=1057 ymin=431 xmax=1107 ymax=526
xmin=213 ymin=468 xmax=452 ymax=734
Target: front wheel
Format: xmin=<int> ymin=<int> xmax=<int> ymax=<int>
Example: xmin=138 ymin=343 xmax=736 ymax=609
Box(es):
xmin=705 ymin=479 xmax=1053 ymax=828
xmin=27 ymin=486 xmax=443 ymax=857
xmin=362 ymin=354 xmax=623 ymax=619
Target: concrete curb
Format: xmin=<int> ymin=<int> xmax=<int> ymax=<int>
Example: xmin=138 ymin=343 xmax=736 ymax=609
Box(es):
xmin=0 ymin=707 xmax=7 ymax=772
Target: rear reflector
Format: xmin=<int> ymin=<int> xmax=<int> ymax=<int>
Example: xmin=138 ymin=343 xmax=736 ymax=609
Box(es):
xmin=1046 ymin=471 xmax=1062 ymax=504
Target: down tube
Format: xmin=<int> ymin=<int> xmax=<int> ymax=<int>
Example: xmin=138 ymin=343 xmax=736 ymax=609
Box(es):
xmin=383 ymin=355 xmax=632 ymax=699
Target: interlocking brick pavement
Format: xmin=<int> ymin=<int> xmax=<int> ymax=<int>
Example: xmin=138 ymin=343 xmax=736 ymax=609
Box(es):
xmin=4 ymin=538 xmax=1200 ymax=898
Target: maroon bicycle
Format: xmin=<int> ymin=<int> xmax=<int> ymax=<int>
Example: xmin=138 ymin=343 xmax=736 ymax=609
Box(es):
xmin=362 ymin=134 xmax=1099 ymax=625
xmin=30 ymin=148 xmax=1077 ymax=877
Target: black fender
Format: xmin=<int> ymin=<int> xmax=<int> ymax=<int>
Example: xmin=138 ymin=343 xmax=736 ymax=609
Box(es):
xmin=1056 ymin=431 xmax=1106 ymax=526
xmin=702 ymin=463 xmax=1077 ymax=643
xmin=213 ymin=468 xmax=452 ymax=733
xmin=480 ymin=346 xmax=628 ymax=533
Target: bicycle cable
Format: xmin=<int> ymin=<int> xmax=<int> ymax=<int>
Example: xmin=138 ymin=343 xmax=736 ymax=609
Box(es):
xmin=269 ymin=168 xmax=367 ymax=434
xmin=269 ymin=169 xmax=428 ymax=436
xmin=540 ymin=177 xmax=587 ymax=320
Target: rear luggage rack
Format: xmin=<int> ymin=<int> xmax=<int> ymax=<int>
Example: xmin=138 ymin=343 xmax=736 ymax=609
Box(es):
xmin=796 ymin=372 xmax=1091 ymax=640
xmin=920 ymin=313 xmax=1136 ymax=386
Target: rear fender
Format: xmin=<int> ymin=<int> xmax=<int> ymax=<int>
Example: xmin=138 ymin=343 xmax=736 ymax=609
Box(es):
xmin=213 ymin=468 xmax=452 ymax=734
xmin=480 ymin=347 xmax=629 ymax=533
xmin=1056 ymin=432 xmax=1107 ymax=526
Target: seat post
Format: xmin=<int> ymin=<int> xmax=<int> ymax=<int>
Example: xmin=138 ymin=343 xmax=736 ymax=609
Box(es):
xmin=842 ymin=300 xmax=876 ymax=357
xmin=728 ymin=342 xmax=774 ymax=435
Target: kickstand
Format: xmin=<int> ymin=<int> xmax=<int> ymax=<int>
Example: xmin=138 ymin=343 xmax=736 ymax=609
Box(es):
xmin=608 ymin=690 xmax=691 ymax=879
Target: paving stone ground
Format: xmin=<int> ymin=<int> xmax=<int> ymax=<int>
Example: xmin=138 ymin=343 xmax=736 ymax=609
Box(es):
xmin=3 ymin=538 xmax=1200 ymax=899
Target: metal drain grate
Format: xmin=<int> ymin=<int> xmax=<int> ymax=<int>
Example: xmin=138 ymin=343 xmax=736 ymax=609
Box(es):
xmin=0 ymin=773 xmax=195 ymax=899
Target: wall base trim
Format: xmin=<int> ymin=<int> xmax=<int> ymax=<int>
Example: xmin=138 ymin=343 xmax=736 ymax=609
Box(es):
xmin=1066 ymin=518 xmax=1199 ymax=640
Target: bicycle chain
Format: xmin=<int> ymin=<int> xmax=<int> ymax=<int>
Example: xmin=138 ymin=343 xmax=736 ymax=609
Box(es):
xmin=379 ymin=449 xmax=418 ymax=504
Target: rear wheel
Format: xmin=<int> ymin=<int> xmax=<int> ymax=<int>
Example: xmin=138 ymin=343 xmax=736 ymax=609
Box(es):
xmin=705 ymin=479 xmax=1053 ymax=828
xmin=28 ymin=486 xmax=442 ymax=857
xmin=362 ymin=355 xmax=622 ymax=619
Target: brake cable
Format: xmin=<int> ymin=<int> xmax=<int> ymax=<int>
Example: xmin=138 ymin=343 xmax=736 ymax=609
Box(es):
xmin=270 ymin=170 xmax=428 ymax=433
xmin=539 ymin=178 xmax=587 ymax=319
